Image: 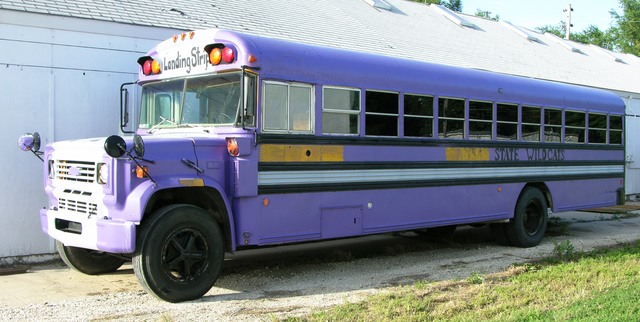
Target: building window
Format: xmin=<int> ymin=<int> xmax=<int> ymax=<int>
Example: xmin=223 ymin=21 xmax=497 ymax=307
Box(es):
xmin=497 ymin=103 xmax=518 ymax=140
xmin=263 ymin=81 xmax=313 ymax=133
xmin=322 ymin=87 xmax=360 ymax=135
xmin=468 ymin=100 xmax=493 ymax=140
xmin=522 ymin=106 xmax=541 ymax=141
xmin=404 ymin=94 xmax=434 ymax=138
xmin=366 ymin=90 xmax=398 ymax=136
xmin=588 ymin=113 xmax=607 ymax=144
xmin=610 ymin=115 xmax=623 ymax=144
xmin=565 ymin=110 xmax=585 ymax=143
xmin=544 ymin=108 xmax=562 ymax=142
xmin=438 ymin=97 xmax=464 ymax=139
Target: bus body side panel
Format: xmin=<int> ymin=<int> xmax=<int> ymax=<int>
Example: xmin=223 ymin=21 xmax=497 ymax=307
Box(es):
xmin=546 ymin=178 xmax=623 ymax=213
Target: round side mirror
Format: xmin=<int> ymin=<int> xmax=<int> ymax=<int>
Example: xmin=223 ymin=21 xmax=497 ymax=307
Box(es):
xmin=133 ymin=134 xmax=145 ymax=158
xmin=18 ymin=132 xmax=41 ymax=152
xmin=104 ymin=135 xmax=126 ymax=158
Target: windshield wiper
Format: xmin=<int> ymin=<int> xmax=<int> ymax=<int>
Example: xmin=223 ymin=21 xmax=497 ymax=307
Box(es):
xmin=147 ymin=116 xmax=177 ymax=133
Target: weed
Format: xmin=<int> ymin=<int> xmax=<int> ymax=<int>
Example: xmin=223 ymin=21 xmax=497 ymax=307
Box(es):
xmin=553 ymin=240 xmax=576 ymax=260
xmin=546 ymin=216 xmax=570 ymax=236
xmin=467 ymin=272 xmax=484 ymax=285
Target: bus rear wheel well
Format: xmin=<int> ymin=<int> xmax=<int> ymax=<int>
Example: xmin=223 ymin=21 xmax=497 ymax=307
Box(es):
xmin=522 ymin=182 xmax=553 ymax=211
xmin=142 ymin=187 xmax=232 ymax=252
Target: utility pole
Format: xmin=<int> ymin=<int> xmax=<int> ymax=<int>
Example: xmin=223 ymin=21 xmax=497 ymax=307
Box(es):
xmin=563 ymin=3 xmax=574 ymax=40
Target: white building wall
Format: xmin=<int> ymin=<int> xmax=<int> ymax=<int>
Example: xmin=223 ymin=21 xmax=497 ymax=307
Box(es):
xmin=620 ymin=94 xmax=640 ymax=198
xmin=0 ymin=10 xmax=179 ymax=263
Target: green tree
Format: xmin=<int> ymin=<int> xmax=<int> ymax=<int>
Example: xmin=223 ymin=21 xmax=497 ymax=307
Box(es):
xmin=475 ymin=9 xmax=499 ymax=21
xmin=536 ymin=21 xmax=567 ymax=38
xmin=536 ymin=21 xmax=616 ymax=50
xmin=410 ymin=0 xmax=462 ymax=12
xmin=610 ymin=0 xmax=640 ymax=55
xmin=573 ymin=25 xmax=617 ymax=50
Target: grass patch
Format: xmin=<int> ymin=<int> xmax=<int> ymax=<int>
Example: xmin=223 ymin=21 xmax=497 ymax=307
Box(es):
xmin=284 ymin=241 xmax=640 ymax=321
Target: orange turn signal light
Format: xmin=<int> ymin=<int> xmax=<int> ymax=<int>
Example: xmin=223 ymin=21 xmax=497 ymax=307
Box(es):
xmin=136 ymin=165 xmax=149 ymax=178
xmin=227 ymin=138 xmax=239 ymax=157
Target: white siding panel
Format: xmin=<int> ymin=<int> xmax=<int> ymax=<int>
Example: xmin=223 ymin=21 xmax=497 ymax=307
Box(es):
xmin=624 ymin=97 xmax=640 ymax=195
xmin=0 ymin=39 xmax=53 ymax=66
xmin=0 ymin=12 xmax=179 ymax=260
xmin=0 ymin=66 xmax=53 ymax=258
xmin=53 ymin=70 xmax=135 ymax=141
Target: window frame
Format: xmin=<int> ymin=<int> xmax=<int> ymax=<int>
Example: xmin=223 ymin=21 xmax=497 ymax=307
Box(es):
xmin=588 ymin=112 xmax=608 ymax=144
xmin=365 ymin=89 xmax=400 ymax=137
xmin=496 ymin=103 xmax=519 ymax=141
xmin=521 ymin=105 xmax=542 ymax=142
xmin=543 ymin=107 xmax=563 ymax=143
xmin=404 ymin=93 xmax=435 ymax=138
xmin=468 ymin=100 xmax=494 ymax=140
xmin=262 ymin=80 xmax=314 ymax=134
xmin=437 ymin=96 xmax=466 ymax=139
xmin=609 ymin=114 xmax=624 ymax=145
xmin=322 ymin=86 xmax=361 ymax=136
xmin=564 ymin=110 xmax=586 ymax=143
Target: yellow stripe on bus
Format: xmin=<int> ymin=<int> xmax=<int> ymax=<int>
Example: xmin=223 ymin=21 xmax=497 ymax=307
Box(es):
xmin=445 ymin=147 xmax=490 ymax=161
xmin=260 ymin=144 xmax=344 ymax=162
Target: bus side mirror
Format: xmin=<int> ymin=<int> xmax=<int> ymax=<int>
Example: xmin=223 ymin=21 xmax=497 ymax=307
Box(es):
xmin=243 ymin=73 xmax=257 ymax=124
xmin=18 ymin=132 xmax=41 ymax=152
xmin=120 ymin=82 xmax=136 ymax=134
xmin=104 ymin=135 xmax=126 ymax=158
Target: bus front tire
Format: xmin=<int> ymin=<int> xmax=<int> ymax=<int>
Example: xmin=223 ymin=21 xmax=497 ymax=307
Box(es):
xmin=56 ymin=240 xmax=125 ymax=275
xmin=133 ymin=204 xmax=224 ymax=303
xmin=505 ymin=188 xmax=548 ymax=248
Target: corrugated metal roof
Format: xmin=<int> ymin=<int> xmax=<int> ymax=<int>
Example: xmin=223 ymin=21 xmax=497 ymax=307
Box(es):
xmin=1 ymin=0 xmax=637 ymax=93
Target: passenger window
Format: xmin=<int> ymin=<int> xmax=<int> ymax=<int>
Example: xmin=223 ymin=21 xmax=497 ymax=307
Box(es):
xmin=322 ymin=87 xmax=360 ymax=135
xmin=588 ymin=113 xmax=607 ymax=144
xmin=497 ymin=103 xmax=518 ymax=140
xmin=404 ymin=94 xmax=433 ymax=138
xmin=438 ymin=97 xmax=465 ymax=139
xmin=366 ymin=90 xmax=399 ymax=136
xmin=263 ymin=82 xmax=313 ymax=133
xmin=544 ymin=108 xmax=562 ymax=142
xmin=610 ymin=115 xmax=623 ymax=144
xmin=522 ymin=106 xmax=541 ymax=141
xmin=565 ymin=111 xmax=585 ymax=143
xmin=469 ymin=101 xmax=493 ymax=140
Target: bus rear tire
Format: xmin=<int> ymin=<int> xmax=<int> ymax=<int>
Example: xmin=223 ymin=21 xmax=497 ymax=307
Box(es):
xmin=133 ymin=204 xmax=224 ymax=303
xmin=56 ymin=240 xmax=125 ymax=275
xmin=506 ymin=187 xmax=548 ymax=248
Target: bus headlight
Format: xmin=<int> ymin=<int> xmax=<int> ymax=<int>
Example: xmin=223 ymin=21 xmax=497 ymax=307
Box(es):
xmin=97 ymin=163 xmax=109 ymax=185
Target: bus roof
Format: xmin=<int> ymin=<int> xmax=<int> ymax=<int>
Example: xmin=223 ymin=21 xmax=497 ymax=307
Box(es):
xmin=145 ymin=29 xmax=625 ymax=114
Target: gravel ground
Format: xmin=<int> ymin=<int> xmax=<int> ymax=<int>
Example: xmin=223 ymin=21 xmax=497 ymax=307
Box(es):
xmin=1 ymin=210 xmax=640 ymax=321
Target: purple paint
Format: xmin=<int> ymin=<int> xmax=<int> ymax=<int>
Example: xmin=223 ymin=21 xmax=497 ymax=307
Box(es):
xmin=35 ymin=28 xmax=623 ymax=255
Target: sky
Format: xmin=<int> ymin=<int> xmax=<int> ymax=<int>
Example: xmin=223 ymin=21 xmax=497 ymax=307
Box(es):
xmin=462 ymin=0 xmax=622 ymax=33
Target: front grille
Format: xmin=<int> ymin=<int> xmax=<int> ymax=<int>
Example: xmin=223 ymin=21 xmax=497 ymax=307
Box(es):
xmin=59 ymin=198 xmax=98 ymax=215
xmin=55 ymin=160 xmax=96 ymax=183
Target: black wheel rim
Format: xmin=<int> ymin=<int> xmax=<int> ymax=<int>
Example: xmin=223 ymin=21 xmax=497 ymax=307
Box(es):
xmin=161 ymin=228 xmax=209 ymax=282
xmin=523 ymin=200 xmax=544 ymax=236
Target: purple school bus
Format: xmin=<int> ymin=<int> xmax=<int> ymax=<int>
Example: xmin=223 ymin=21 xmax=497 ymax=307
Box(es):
xmin=19 ymin=29 xmax=625 ymax=302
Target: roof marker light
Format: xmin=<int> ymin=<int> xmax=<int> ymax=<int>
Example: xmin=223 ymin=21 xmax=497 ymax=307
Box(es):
xmin=189 ymin=31 xmax=195 ymax=39
xmin=209 ymin=47 xmax=222 ymax=65
xmin=180 ymin=33 xmax=186 ymax=41
xmin=248 ymin=55 xmax=257 ymax=63
xmin=172 ymin=35 xmax=178 ymax=43
xmin=151 ymin=60 xmax=161 ymax=74
xmin=142 ymin=60 xmax=153 ymax=75
xmin=221 ymin=47 xmax=235 ymax=63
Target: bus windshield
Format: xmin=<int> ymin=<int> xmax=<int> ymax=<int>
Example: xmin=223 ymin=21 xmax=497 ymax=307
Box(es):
xmin=139 ymin=73 xmax=243 ymax=130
